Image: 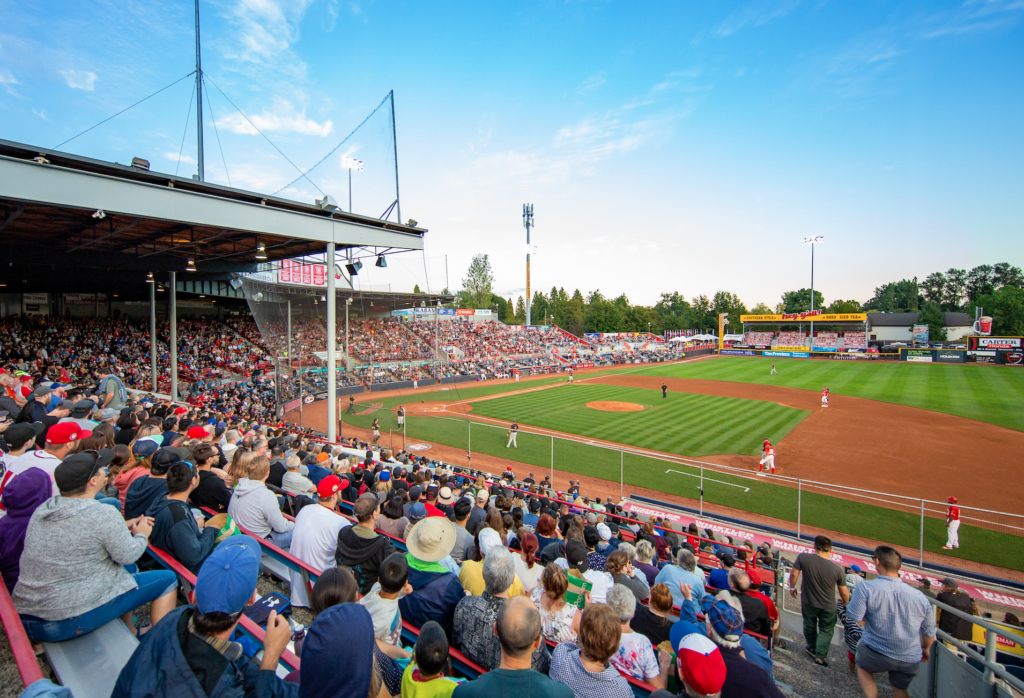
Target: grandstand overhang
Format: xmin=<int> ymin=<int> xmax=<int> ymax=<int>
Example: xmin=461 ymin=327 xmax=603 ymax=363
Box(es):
xmin=0 ymin=138 xmax=425 ymax=291
xmin=238 ymin=277 xmax=454 ymax=310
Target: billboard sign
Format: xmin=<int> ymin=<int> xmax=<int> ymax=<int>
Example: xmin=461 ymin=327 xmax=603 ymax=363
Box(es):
xmin=905 ymin=349 xmax=933 ymax=363
xmin=474 ymin=309 xmax=492 ymax=316
xmin=1002 ymin=351 xmax=1024 ymax=366
xmin=935 ymin=351 xmax=966 ymax=364
xmin=974 ymin=314 xmax=993 ymax=336
xmin=720 ymin=349 xmax=755 ymax=356
xmin=740 ymin=312 xmax=867 ymax=323
xmin=278 ymin=259 xmax=330 ymax=287
xmin=968 ymin=337 xmax=1022 ymax=351
xmin=438 ymin=308 xmax=456 ymax=315
xmin=392 ymin=309 xmax=413 ymax=317
xmin=456 ymin=309 xmax=474 ymax=316
xmin=763 ymin=351 xmax=810 ymax=358
xmin=912 ymin=325 xmax=930 ymax=344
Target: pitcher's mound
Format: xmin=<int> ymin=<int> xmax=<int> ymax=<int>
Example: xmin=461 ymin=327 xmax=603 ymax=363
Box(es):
xmin=587 ymin=401 xmax=644 ymax=412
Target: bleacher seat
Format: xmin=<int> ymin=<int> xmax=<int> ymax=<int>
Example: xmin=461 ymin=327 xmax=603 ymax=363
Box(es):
xmin=744 ymin=332 xmax=775 ymax=346
xmin=775 ymin=332 xmax=805 ymax=347
xmin=42 ymin=620 xmax=139 ymax=698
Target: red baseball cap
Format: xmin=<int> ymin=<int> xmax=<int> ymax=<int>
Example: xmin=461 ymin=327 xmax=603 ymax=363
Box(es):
xmin=948 ymin=496 xmax=958 ymax=503
xmin=675 ymin=633 xmax=726 ymax=696
xmin=317 ymin=475 xmax=342 ymax=499
xmin=46 ymin=422 xmax=84 ymax=445
xmin=174 ymin=407 xmax=189 ymax=415
xmin=187 ymin=426 xmax=209 ymax=439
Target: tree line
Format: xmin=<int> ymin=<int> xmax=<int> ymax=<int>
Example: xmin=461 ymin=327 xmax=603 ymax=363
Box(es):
xmin=451 ymin=254 xmax=1024 ymax=338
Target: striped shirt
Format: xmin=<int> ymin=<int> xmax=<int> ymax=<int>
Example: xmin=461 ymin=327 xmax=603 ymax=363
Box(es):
xmin=846 ymin=575 xmax=936 ymax=663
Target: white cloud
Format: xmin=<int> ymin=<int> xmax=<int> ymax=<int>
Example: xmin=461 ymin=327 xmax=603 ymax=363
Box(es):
xmin=0 ymin=68 xmax=19 ymax=95
xmin=32 ymin=108 xmax=50 ymax=121
xmin=165 ymin=152 xmax=197 ymax=164
xmin=715 ymin=0 xmax=803 ymax=37
xmin=577 ymin=73 xmax=606 ymax=95
xmin=216 ymin=98 xmax=333 ymax=136
xmin=60 ymin=68 xmax=97 ymax=91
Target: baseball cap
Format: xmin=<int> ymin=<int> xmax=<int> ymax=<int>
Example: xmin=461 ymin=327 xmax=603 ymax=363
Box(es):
xmin=705 ymin=598 xmax=744 ymax=644
xmin=478 ymin=527 xmax=503 ymax=557
xmin=57 ymin=399 xmax=76 ymax=411
xmin=132 ymin=439 xmax=160 ymax=458
xmin=378 ymin=470 xmax=391 ymax=482
xmin=675 ymin=633 xmax=727 ymax=696
xmin=32 ymin=385 xmax=52 ymax=398
xmin=187 ymin=426 xmax=209 ymax=439
xmin=941 ymin=577 xmax=959 ymax=589
xmin=565 ymin=539 xmax=589 ymax=573
xmin=194 ymin=536 xmax=261 ymax=615
xmin=475 ymin=490 xmax=488 ymax=503
xmin=98 ymin=408 xmax=118 ymax=420
xmin=317 ymin=452 xmax=330 ymax=463
xmin=721 ymin=552 xmax=736 ymax=567
xmin=410 ymin=485 xmax=423 ymax=499
xmin=408 ymin=502 xmax=428 ymax=522
xmin=54 ymin=448 xmax=115 ymax=493
xmin=317 ymin=475 xmax=343 ymax=499
xmin=3 ymin=422 xmax=45 ymax=449
xmin=596 ymin=523 xmax=611 ymax=541
xmin=71 ymin=399 xmax=96 ymax=417
xmin=437 ymin=486 xmax=454 ymax=506
xmin=151 ymin=447 xmax=192 ymax=474
xmin=46 ymin=422 xmax=84 ymax=445
xmin=173 ymin=407 xmax=189 ymax=415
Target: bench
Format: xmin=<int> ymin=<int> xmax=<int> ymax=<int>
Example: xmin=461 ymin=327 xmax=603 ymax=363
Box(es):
xmin=42 ymin=619 xmax=139 ymax=698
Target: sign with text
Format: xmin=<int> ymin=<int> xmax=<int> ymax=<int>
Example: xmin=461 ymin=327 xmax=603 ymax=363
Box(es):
xmin=278 ymin=259 xmax=328 ymax=287
xmin=740 ymin=313 xmax=867 ymax=323
xmin=968 ymin=336 xmax=1022 ymax=351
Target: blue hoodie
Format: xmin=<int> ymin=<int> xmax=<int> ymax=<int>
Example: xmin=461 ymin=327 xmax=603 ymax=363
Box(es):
xmin=146 ymin=495 xmax=219 ymax=575
xmin=124 ymin=475 xmax=168 ymax=521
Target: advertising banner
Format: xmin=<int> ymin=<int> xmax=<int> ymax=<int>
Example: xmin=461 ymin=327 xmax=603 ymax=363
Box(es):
xmin=621 ymin=500 xmax=1024 ymax=611
xmin=934 ymin=351 xmax=966 ymax=364
xmin=812 ymin=347 xmax=837 ymax=353
xmin=1000 ymin=350 xmax=1024 ymax=366
xmin=720 ymin=349 xmax=755 ymax=356
xmin=414 ymin=307 xmax=435 ymax=315
xmin=64 ymin=293 xmax=108 ymax=305
xmin=763 ymin=351 xmax=810 ymax=358
xmin=904 ymin=349 xmax=933 ymax=363
xmin=391 ymin=309 xmax=413 ymax=317
xmin=456 ymin=309 xmax=474 ymax=316
xmin=968 ymin=337 xmax=1022 ymax=351
xmin=438 ymin=308 xmax=456 ymax=315
xmin=740 ymin=312 xmax=867 ymax=323
xmin=912 ymin=325 xmax=930 ymax=344
xmin=279 ymin=259 xmax=329 ymax=287
xmin=474 ymin=309 xmax=492 ymax=316
xmin=973 ymin=315 xmax=994 ymax=336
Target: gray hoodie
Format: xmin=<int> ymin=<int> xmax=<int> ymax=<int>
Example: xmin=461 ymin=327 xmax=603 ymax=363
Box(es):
xmin=13 ymin=497 xmax=149 ymax=620
xmin=227 ymin=478 xmax=294 ymax=539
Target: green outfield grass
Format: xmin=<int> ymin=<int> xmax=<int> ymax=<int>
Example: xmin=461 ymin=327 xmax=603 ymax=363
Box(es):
xmin=467 ymin=383 xmax=808 ymax=457
xmin=633 ymin=356 xmax=1024 ymax=431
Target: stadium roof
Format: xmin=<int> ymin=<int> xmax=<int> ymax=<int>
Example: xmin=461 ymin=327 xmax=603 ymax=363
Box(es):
xmin=866 ymin=312 xmax=974 ymax=327
xmin=0 ymin=138 xmax=425 ymax=293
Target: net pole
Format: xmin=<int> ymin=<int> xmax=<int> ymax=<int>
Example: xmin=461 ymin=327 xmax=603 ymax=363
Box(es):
xmin=620 ymin=449 xmax=624 ymax=501
xmin=550 ymin=435 xmax=554 ymax=484
xmin=390 ymin=90 xmax=401 ymax=224
xmin=170 ymin=272 xmax=178 ymax=401
xmin=700 ymin=463 xmax=704 ymax=517
xmin=149 ymin=280 xmax=157 ymax=391
xmin=919 ymin=499 xmax=925 ymax=566
xmin=797 ymin=479 xmax=802 ymax=540
xmin=326 ymin=242 xmax=337 ymax=442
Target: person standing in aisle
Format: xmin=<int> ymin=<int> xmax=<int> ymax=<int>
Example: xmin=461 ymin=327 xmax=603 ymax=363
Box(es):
xmin=788 ymin=535 xmax=849 ymax=667
xmin=506 ymin=420 xmax=518 ymax=449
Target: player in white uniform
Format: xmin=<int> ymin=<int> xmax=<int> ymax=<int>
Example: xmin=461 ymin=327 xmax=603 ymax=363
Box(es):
xmin=568 ymin=368 xmax=574 ymax=384
xmin=371 ymin=418 xmax=381 ymax=444
xmin=396 ymin=406 xmax=405 ymax=427
xmin=943 ymin=496 xmax=960 ymax=549
xmin=515 ymin=369 xmax=520 ymax=383
xmin=770 ymin=363 xmax=778 ymax=375
xmin=758 ymin=439 xmax=776 ymax=475
xmin=506 ymin=420 xmax=519 ymax=448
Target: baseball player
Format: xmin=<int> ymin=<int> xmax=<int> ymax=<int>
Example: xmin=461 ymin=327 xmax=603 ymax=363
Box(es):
xmin=396 ymin=405 xmax=405 ymax=428
xmin=770 ymin=363 xmax=778 ymax=375
xmin=371 ymin=417 xmax=381 ymax=444
xmin=662 ymin=383 xmax=668 ymax=399
xmin=515 ymin=369 xmax=520 ymax=383
xmin=821 ymin=387 xmax=829 ymax=408
xmin=758 ymin=440 xmax=775 ymax=475
xmin=345 ymin=395 xmax=356 ymax=414
xmin=568 ymin=368 xmax=574 ymax=384
xmin=506 ymin=420 xmax=519 ymax=448
xmin=943 ymin=496 xmax=960 ymax=549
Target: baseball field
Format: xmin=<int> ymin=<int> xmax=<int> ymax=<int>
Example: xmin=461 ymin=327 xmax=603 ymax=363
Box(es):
xmin=314 ymin=355 xmax=1024 ymax=573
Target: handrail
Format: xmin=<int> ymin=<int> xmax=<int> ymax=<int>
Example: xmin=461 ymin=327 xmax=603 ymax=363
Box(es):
xmin=147 ymin=542 xmax=301 ymax=672
xmin=927 ymin=596 xmax=1024 ymax=690
xmin=0 ymin=580 xmax=44 ymax=688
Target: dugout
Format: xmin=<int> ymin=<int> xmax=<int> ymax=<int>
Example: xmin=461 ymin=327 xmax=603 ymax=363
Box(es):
xmin=739 ymin=312 xmax=870 ymax=353
xmin=0 ymin=137 xmax=429 ymax=440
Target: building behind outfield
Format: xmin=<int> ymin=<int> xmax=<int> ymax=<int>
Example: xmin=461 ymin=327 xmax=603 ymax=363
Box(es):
xmin=867 ymin=312 xmax=974 ymax=343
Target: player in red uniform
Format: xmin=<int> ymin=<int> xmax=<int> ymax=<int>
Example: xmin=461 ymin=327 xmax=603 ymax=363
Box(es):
xmin=821 ymin=386 xmax=829 ymax=408
xmin=758 ymin=439 xmax=775 ymax=475
xmin=943 ymin=496 xmax=960 ymax=549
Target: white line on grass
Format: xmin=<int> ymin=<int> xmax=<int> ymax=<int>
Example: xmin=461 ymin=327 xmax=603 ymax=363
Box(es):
xmin=665 ymin=469 xmax=751 ymax=493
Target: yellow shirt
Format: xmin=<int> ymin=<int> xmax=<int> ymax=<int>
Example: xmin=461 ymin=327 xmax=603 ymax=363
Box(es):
xmin=458 ymin=559 xmax=526 ymax=597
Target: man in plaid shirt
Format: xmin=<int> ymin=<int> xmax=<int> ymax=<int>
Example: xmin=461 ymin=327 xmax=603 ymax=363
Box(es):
xmin=847 ymin=546 xmax=936 ymax=698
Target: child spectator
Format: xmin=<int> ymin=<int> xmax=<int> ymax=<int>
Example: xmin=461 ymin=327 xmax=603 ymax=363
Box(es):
xmin=360 ymin=552 xmax=413 ymax=646
xmin=402 ymin=620 xmax=459 ymax=698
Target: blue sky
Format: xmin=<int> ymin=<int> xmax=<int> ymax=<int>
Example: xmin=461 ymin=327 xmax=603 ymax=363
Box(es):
xmin=2 ymin=0 xmax=1022 ymax=307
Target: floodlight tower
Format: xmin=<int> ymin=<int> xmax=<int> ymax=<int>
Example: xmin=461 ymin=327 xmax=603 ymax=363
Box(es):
xmin=194 ymin=0 xmax=204 ymax=181
xmin=523 ymin=204 xmax=534 ymax=326
xmin=802 ymin=236 xmax=824 ymax=339
xmin=342 ymin=156 xmax=364 ymax=213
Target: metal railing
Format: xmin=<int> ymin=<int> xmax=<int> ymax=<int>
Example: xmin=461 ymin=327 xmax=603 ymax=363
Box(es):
xmin=918 ymin=597 xmax=1024 ymax=695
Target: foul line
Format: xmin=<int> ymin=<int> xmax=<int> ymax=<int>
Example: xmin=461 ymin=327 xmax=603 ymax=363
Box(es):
xmin=666 ymin=469 xmax=751 ymax=493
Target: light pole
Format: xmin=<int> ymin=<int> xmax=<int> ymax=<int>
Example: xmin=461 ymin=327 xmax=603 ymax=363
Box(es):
xmin=523 ymin=204 xmax=534 ymax=325
xmin=342 ymin=156 xmax=363 ymax=213
xmin=802 ymin=236 xmax=824 ymax=342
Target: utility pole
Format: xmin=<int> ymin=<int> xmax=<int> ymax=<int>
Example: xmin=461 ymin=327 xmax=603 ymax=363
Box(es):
xmin=802 ymin=237 xmax=824 ymax=340
xmin=194 ymin=0 xmax=204 ymax=181
xmin=520 ymin=203 xmax=536 ymax=325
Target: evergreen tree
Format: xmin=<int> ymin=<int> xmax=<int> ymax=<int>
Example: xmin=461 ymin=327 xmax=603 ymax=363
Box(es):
xmin=460 ymin=254 xmax=494 ymax=309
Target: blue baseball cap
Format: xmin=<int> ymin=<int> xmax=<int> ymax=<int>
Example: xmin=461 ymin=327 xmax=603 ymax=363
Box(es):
xmin=408 ymin=502 xmax=428 ymax=522
xmin=131 ymin=439 xmax=160 ymax=458
xmin=194 ymin=536 xmax=261 ymax=615
xmin=207 ymin=418 xmax=218 ymax=425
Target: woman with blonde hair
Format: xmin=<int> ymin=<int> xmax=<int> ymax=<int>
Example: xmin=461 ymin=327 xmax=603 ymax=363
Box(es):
xmin=226 ymin=447 xmax=257 ymax=487
xmin=112 ymin=439 xmax=160 ymax=512
xmin=530 ymin=563 xmax=583 ymax=643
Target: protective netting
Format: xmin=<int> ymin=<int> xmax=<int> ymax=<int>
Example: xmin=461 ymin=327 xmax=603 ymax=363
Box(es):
xmin=274 ymin=92 xmax=400 ymax=222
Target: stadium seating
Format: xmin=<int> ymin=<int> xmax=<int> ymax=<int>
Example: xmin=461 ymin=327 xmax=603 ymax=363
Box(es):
xmin=744 ymin=331 xmax=775 ymax=346
xmin=843 ymin=331 xmax=867 ymax=348
xmin=774 ymin=331 xmax=806 ymax=347
xmin=812 ymin=332 xmax=839 ymax=348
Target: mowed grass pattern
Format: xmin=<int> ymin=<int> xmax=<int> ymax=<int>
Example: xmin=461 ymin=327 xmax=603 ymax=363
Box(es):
xmin=636 ymin=357 xmax=1024 ymax=431
xmin=467 ymin=384 xmax=809 ymax=457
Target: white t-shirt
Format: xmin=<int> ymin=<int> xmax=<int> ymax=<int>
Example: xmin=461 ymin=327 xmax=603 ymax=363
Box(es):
xmin=282 ymin=471 xmax=315 ymax=496
xmin=288 ymin=504 xmax=350 ymax=607
xmin=359 ymin=582 xmax=402 ymax=645
xmin=513 ymin=553 xmax=544 ymax=595
xmin=5 ymin=450 xmax=61 ymax=497
xmin=582 ymin=568 xmax=615 ymax=604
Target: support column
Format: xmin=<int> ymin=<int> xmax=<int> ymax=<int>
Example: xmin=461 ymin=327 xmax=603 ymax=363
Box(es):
xmin=327 ymin=242 xmax=337 ymax=442
xmin=170 ymin=272 xmax=178 ymax=402
xmin=150 ymin=279 xmax=158 ymax=392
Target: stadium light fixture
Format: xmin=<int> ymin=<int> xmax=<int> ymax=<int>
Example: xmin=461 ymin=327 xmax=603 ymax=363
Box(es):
xmin=341 ymin=156 xmax=363 ymax=213
xmin=375 ymin=255 xmax=387 ymax=268
xmin=801 ymin=236 xmax=824 ymax=329
xmin=145 ymin=272 xmax=154 ymax=283
xmin=92 ymin=209 xmax=105 ymax=220
xmin=255 ymin=242 xmax=268 ymax=260
xmin=345 ymin=260 xmax=362 ymax=276
xmin=186 ymin=258 xmax=197 ymax=272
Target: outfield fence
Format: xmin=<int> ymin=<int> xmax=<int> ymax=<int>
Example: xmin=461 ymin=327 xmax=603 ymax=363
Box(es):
xmin=397 ymin=411 xmax=1024 ymax=573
